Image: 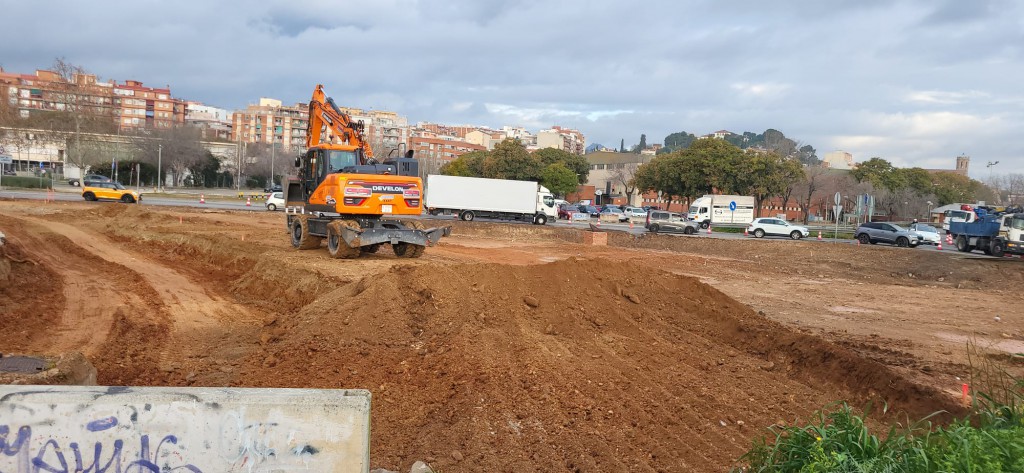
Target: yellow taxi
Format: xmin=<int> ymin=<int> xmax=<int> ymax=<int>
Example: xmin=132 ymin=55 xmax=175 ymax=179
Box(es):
xmin=82 ymin=182 xmax=142 ymax=203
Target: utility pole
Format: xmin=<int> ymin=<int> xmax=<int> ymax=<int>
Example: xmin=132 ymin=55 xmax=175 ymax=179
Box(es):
xmin=157 ymin=144 xmax=162 ymax=191
xmin=987 ymin=161 xmax=1000 ymax=183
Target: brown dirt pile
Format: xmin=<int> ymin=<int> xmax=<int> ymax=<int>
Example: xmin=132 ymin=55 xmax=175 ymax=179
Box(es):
xmin=0 ymin=218 xmax=64 ymax=353
xmin=244 ymin=258 xmax=960 ymax=472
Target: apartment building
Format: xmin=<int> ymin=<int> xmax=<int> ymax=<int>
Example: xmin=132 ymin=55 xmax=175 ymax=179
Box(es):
xmin=537 ymin=126 xmax=585 ymax=155
xmin=337 ymin=106 xmax=410 ymax=154
xmin=0 ymin=67 xmax=186 ymax=131
xmin=186 ymin=102 xmax=233 ymax=141
xmin=231 ymin=98 xmax=309 ymax=150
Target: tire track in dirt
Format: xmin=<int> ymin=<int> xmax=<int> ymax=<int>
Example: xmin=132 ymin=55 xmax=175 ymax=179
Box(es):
xmin=24 ymin=217 xmax=264 ymax=378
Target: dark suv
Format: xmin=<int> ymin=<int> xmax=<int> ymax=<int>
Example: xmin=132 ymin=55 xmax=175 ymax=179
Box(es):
xmin=855 ymin=222 xmax=922 ymax=248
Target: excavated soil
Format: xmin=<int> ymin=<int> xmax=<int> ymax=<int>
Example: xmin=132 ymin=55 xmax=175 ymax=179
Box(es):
xmin=1 ymin=201 xmax=1019 ymax=472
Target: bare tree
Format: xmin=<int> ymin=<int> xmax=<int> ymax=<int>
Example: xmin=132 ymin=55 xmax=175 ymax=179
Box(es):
xmin=132 ymin=127 xmax=204 ymax=187
xmin=793 ymin=166 xmax=827 ymax=223
xmin=611 ymin=163 xmax=640 ymax=205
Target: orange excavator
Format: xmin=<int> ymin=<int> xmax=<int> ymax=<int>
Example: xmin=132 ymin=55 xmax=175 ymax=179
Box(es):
xmin=282 ymin=84 xmax=449 ymax=258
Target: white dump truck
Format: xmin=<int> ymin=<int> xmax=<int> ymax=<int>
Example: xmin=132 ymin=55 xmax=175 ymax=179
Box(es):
xmin=687 ymin=194 xmax=755 ymax=228
xmin=424 ymin=175 xmax=557 ymax=225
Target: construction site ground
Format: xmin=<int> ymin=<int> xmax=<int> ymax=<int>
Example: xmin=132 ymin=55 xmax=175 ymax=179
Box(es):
xmin=1 ymin=199 xmax=1022 ymax=472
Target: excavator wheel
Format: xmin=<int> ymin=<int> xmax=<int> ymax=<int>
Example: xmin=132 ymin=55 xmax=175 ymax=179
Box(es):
xmin=393 ymin=220 xmax=426 ymax=259
xmin=326 ymin=220 xmax=361 ymax=259
xmin=290 ymin=215 xmax=322 ymax=250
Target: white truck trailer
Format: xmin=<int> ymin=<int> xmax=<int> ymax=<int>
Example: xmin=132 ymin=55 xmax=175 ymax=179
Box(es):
xmin=425 ymin=175 xmax=557 ymax=225
xmin=687 ymin=194 xmax=755 ymax=228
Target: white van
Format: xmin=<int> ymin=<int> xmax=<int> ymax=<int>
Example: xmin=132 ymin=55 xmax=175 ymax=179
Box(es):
xmin=688 ymin=194 xmax=755 ymax=228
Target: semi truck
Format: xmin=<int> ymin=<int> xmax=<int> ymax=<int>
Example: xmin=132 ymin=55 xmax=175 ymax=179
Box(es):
xmin=688 ymin=194 xmax=755 ymax=228
xmin=948 ymin=206 xmax=1024 ymax=257
xmin=425 ymin=175 xmax=557 ymax=225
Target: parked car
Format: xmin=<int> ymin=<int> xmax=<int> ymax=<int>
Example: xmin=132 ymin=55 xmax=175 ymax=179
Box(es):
xmin=747 ymin=218 xmax=810 ymax=240
xmin=600 ymin=204 xmax=623 ymax=212
xmin=265 ymin=192 xmax=285 ymax=211
xmin=909 ymin=222 xmax=941 ymax=245
xmin=557 ymin=203 xmax=579 ymax=220
xmin=82 ymin=182 xmax=141 ymax=203
xmin=264 ymin=184 xmax=283 ymax=193
xmin=68 ymin=174 xmax=113 ymax=187
xmin=646 ymin=210 xmax=700 ymax=234
xmin=622 ymin=206 xmax=648 ymax=219
xmin=855 ymin=222 xmax=923 ymax=247
xmin=579 ymin=205 xmax=600 ymax=217
xmin=600 ymin=207 xmax=624 ymax=221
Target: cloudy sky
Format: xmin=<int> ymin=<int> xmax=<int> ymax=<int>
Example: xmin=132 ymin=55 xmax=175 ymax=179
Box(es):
xmin=2 ymin=0 xmax=1022 ymax=176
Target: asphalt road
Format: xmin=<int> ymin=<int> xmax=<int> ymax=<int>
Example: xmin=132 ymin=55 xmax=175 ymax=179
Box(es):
xmin=0 ymin=188 xmax=999 ymax=258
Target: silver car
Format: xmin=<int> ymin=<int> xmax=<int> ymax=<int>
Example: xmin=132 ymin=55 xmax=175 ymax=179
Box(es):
xmin=909 ymin=223 xmax=941 ymax=245
xmin=855 ymin=222 xmax=922 ymax=248
xmin=645 ymin=210 xmax=700 ymax=234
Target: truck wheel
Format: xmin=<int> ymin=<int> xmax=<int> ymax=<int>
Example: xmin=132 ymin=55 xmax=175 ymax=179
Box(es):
xmin=326 ymin=220 xmax=360 ymax=259
xmin=460 ymin=210 xmax=475 ymax=222
xmin=955 ymin=235 xmax=970 ymax=252
xmin=534 ymin=214 xmax=548 ymax=225
xmin=896 ymin=237 xmax=909 ymax=248
xmin=700 ymin=221 xmax=710 ymax=229
xmin=290 ymin=215 xmax=322 ymax=250
xmin=992 ymin=241 xmax=1005 ymax=257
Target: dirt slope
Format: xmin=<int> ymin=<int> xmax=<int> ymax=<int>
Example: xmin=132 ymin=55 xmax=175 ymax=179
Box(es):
xmin=245 ymin=258 xmax=960 ymax=472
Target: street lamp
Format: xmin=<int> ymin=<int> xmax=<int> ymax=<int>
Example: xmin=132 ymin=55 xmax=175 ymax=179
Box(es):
xmin=987 ymin=161 xmax=1000 ymax=182
xmin=157 ymin=144 xmax=162 ymax=192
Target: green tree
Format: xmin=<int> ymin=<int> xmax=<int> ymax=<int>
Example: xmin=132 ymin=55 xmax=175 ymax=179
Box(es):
xmin=482 ymin=139 xmax=539 ymax=181
xmin=745 ymin=153 xmax=788 ymax=217
xmin=638 ymin=134 xmax=647 ymax=153
xmin=539 ymin=162 xmax=579 ymax=197
xmin=534 ymin=147 xmax=589 ymax=183
xmin=619 ymin=139 xmax=625 ymax=153
xmin=661 ymin=131 xmax=696 ymax=153
xmin=852 ymin=157 xmax=896 ymax=189
xmin=440 ymin=151 xmax=487 ymax=177
xmin=683 ymin=138 xmax=747 ymax=194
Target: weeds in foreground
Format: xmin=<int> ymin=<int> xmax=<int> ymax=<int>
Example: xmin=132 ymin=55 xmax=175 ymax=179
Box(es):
xmin=735 ymin=342 xmax=1024 ymax=472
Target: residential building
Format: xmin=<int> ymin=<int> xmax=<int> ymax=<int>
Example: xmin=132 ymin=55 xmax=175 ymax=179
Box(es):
xmin=186 ymin=102 xmax=232 ymax=140
xmin=337 ymin=106 xmax=410 ymax=155
xmin=537 ymin=126 xmax=585 ymax=155
xmin=465 ymin=129 xmax=505 ymax=150
xmin=501 ymin=126 xmax=536 ymax=146
xmin=0 ymin=67 xmax=187 ymax=131
xmin=231 ymin=98 xmax=309 ymax=150
xmin=822 ymin=150 xmax=855 ymax=170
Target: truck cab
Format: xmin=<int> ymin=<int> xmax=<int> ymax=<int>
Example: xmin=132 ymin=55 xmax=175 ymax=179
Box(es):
xmin=1000 ymin=214 xmax=1024 ymax=254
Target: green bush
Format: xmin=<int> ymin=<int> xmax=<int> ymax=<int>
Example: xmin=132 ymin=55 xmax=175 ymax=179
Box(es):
xmin=0 ymin=175 xmax=53 ymax=189
xmin=736 ymin=371 xmax=1024 ymax=472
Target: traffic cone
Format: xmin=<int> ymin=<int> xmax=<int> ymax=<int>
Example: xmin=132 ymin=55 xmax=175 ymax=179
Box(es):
xmin=937 ymin=242 xmax=943 ymax=250
xmin=706 ymin=225 xmax=711 ymax=235
xmin=817 ymin=231 xmax=823 ymax=241
xmin=629 ymin=220 xmax=634 ymax=229
xmin=246 ymin=196 xmax=252 ymax=207
xmin=743 ymin=228 xmax=748 ymax=236
xmin=200 ymin=194 xmax=206 ymax=204
xmin=596 ymin=218 xmax=601 ymax=227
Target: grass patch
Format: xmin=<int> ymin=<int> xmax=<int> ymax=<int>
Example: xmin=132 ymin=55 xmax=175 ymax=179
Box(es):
xmin=735 ymin=344 xmax=1024 ymax=472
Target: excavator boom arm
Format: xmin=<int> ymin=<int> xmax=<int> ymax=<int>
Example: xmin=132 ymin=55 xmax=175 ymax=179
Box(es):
xmin=306 ymin=84 xmax=373 ymax=159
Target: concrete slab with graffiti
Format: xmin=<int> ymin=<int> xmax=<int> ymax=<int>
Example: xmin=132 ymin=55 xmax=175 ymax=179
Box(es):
xmin=0 ymin=385 xmax=371 ymax=472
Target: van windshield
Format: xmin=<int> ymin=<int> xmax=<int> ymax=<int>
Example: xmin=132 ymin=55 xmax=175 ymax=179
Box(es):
xmin=542 ymin=195 xmax=554 ymax=207
xmin=688 ymin=206 xmax=699 ymax=214
xmin=1012 ymin=218 xmax=1024 ymax=230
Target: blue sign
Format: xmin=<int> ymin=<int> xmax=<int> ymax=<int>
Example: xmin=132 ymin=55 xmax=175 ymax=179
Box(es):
xmin=39 ymin=162 xmax=44 ymax=169
xmin=729 ymin=201 xmax=737 ymax=211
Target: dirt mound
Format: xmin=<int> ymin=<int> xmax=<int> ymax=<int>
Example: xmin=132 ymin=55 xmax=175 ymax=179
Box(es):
xmin=243 ymin=258 xmax=960 ymax=472
xmin=0 ymin=220 xmax=64 ymax=353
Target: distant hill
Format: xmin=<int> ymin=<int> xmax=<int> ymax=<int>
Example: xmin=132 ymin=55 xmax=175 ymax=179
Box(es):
xmin=659 ymin=129 xmax=819 ymax=165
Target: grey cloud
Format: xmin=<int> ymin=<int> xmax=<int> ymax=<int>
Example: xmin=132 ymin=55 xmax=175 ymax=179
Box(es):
xmin=2 ymin=0 xmax=1024 ymax=174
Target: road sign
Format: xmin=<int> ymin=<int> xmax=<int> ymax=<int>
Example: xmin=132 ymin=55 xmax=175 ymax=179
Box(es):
xmin=729 ymin=201 xmax=737 ymax=211
xmin=834 ymin=192 xmax=842 ymax=205
xmin=0 ymin=156 xmax=11 ymax=165
xmin=834 ymin=205 xmax=843 ymax=219
xmin=595 ymin=189 xmax=604 ymax=195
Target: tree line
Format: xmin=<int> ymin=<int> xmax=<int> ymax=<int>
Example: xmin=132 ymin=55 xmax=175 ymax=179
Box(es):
xmin=439 ymin=138 xmax=589 ymax=197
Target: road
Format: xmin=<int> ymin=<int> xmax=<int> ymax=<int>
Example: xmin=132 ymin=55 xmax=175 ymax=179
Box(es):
xmin=0 ymin=188 xmax=1000 ymax=258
